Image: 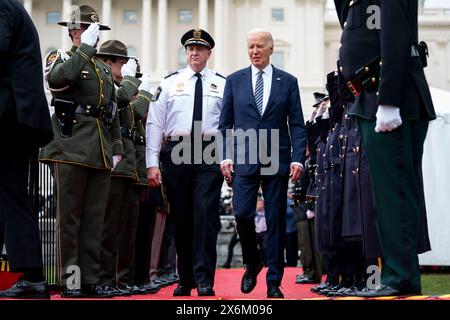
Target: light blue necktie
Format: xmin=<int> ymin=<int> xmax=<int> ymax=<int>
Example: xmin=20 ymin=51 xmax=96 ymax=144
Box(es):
xmin=255 ymin=70 xmax=264 ymax=116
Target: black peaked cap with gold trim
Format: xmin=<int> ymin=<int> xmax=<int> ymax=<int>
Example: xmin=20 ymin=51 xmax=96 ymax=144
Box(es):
xmin=181 ymin=29 xmax=215 ymax=49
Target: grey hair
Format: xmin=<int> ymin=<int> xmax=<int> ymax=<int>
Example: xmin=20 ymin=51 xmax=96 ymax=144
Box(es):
xmin=247 ymin=28 xmax=274 ymax=47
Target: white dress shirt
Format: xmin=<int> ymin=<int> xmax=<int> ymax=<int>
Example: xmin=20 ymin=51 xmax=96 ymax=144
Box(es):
xmin=251 ymin=64 xmax=272 ymax=115
xmin=146 ymin=66 xmax=226 ymax=168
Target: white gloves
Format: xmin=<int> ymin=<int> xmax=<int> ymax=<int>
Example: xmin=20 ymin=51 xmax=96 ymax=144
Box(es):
xmin=306 ymin=210 xmax=315 ymax=219
xmin=322 ymin=108 xmax=330 ymax=120
xmin=121 ymin=58 xmax=137 ymax=78
xmin=80 ymin=23 xmax=100 ymax=47
xmin=138 ymin=74 xmax=151 ymax=92
xmin=375 ymin=105 xmax=402 ymax=133
xmin=112 ymin=155 xmax=122 ymax=171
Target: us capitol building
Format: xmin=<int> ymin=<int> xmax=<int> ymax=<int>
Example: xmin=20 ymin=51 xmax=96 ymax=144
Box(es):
xmin=20 ymin=0 xmax=450 ymax=109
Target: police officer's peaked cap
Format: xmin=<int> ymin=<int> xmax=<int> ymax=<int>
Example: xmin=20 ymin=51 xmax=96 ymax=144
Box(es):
xmin=181 ymin=29 xmax=215 ymax=49
xmin=97 ymin=40 xmax=130 ymax=59
xmin=312 ymin=92 xmax=329 ymax=108
xmin=58 ymin=5 xmax=110 ymax=30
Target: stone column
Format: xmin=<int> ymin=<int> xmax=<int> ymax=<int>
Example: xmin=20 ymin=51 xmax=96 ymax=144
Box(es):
xmin=61 ymin=0 xmax=72 ymax=50
xmin=141 ymin=0 xmax=153 ymax=73
xmin=101 ymin=0 xmax=112 ymax=42
xmin=214 ymin=0 xmax=229 ymax=74
xmin=156 ymin=0 xmax=168 ymax=75
xmin=199 ymin=0 xmax=208 ymax=30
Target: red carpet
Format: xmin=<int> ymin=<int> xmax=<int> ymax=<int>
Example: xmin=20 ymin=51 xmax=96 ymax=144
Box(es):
xmin=47 ymin=267 xmax=450 ymax=300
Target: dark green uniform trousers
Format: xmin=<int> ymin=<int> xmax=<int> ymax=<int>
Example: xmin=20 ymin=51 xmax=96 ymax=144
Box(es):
xmin=99 ymin=177 xmax=132 ymax=286
xmin=297 ymin=219 xmax=322 ymax=282
xmin=358 ymin=118 xmax=428 ymax=292
xmin=53 ymin=162 xmax=110 ymax=287
xmin=116 ymin=187 xmax=141 ymax=286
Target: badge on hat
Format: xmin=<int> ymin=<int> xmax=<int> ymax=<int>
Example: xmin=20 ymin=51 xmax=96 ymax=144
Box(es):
xmin=193 ymin=29 xmax=202 ymax=39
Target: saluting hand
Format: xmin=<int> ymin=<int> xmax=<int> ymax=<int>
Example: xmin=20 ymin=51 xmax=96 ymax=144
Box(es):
xmin=121 ymin=58 xmax=138 ymax=78
xmin=147 ymin=167 xmax=162 ymax=188
xmin=80 ymin=23 xmax=100 ymax=47
xmin=138 ymin=74 xmax=152 ymax=93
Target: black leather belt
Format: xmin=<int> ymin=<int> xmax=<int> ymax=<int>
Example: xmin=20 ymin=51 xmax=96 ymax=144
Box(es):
xmin=121 ymin=126 xmax=145 ymax=145
xmin=75 ymin=104 xmax=104 ymax=118
xmin=163 ymin=135 xmax=216 ymax=144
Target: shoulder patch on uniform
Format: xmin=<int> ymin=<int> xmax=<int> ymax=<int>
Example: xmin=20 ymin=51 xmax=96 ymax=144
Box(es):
xmin=151 ymin=86 xmax=162 ymax=101
xmin=45 ymin=51 xmax=58 ymax=68
xmin=164 ymin=71 xmax=178 ymax=79
xmin=216 ymin=72 xmax=226 ymax=80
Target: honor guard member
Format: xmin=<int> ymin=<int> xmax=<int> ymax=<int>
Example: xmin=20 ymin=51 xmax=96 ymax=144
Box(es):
xmin=95 ymin=40 xmax=140 ymax=296
xmin=147 ymin=29 xmax=226 ymax=297
xmin=39 ymin=5 xmax=123 ymax=298
xmin=96 ymin=41 xmax=158 ymax=295
xmin=335 ymin=0 xmax=435 ymax=297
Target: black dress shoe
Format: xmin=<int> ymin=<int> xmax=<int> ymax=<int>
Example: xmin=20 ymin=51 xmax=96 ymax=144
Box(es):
xmin=296 ymin=276 xmax=318 ymax=284
xmin=131 ymin=285 xmax=147 ymax=295
xmin=241 ymin=262 xmax=264 ymax=294
xmin=0 ymin=279 xmax=50 ymax=299
xmin=310 ymin=282 xmax=333 ymax=293
xmin=142 ymin=281 xmax=160 ymax=294
xmin=353 ymin=284 xmax=420 ymax=298
xmin=61 ymin=288 xmax=84 ymax=298
xmin=82 ymin=285 xmax=115 ymax=298
xmin=173 ymin=285 xmax=192 ymax=296
xmin=197 ymin=285 xmax=215 ymax=296
xmin=267 ymin=283 xmax=284 ymax=298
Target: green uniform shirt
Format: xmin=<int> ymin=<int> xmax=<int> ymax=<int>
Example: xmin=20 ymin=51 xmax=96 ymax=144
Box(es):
xmin=131 ymin=89 xmax=152 ymax=186
xmin=39 ymin=43 xmax=123 ymax=169
xmin=112 ymin=75 xmax=141 ymax=180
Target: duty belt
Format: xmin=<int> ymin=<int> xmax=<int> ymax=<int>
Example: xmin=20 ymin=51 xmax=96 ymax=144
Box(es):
xmin=121 ymin=126 xmax=146 ymax=145
xmin=75 ymin=104 xmax=105 ymax=119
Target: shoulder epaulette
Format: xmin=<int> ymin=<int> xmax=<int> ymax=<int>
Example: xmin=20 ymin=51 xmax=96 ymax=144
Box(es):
xmin=216 ymin=72 xmax=226 ymax=80
xmin=164 ymin=71 xmax=178 ymax=79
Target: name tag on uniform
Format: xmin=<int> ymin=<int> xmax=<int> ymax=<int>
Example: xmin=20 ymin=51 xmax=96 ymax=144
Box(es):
xmin=210 ymin=83 xmax=219 ymax=93
xmin=176 ymin=82 xmax=185 ymax=92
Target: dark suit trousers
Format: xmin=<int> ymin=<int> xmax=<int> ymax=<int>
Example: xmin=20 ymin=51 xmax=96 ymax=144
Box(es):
xmin=358 ymin=118 xmax=429 ymax=292
xmin=161 ymin=143 xmax=222 ymax=287
xmin=233 ymin=173 xmax=288 ymax=285
xmin=0 ymin=146 xmax=43 ymax=270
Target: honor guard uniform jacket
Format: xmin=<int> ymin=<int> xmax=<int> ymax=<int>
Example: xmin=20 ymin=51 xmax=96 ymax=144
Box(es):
xmin=146 ymin=67 xmax=226 ymax=168
xmin=39 ymin=43 xmax=123 ymax=169
xmin=335 ymin=0 xmax=436 ymax=121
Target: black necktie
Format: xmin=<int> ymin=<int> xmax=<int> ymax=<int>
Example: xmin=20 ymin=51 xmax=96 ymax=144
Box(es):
xmin=192 ymin=73 xmax=203 ymax=126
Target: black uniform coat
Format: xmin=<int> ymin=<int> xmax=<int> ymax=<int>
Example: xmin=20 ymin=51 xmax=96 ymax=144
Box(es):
xmin=336 ymin=0 xmax=436 ymax=121
xmin=0 ymin=0 xmax=53 ymax=146
xmin=335 ymin=0 xmax=432 ymax=253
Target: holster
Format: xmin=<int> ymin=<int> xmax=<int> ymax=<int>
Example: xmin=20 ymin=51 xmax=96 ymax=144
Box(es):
xmin=53 ymin=98 xmax=76 ymax=137
xmin=417 ymin=41 xmax=429 ymax=68
xmin=104 ymin=101 xmax=118 ymax=125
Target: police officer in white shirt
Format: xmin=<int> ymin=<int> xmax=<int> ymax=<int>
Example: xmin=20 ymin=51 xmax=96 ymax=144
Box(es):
xmin=146 ymin=29 xmax=226 ymax=297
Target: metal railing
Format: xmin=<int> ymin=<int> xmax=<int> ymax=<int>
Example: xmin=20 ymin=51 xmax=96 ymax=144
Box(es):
xmin=29 ymin=151 xmax=56 ymax=285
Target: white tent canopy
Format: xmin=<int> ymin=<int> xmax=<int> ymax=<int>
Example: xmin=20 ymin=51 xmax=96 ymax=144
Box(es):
xmin=419 ymin=87 xmax=450 ymax=266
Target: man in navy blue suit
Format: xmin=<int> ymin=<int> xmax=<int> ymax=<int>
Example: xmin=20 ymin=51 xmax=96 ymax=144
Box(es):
xmin=218 ymin=29 xmax=306 ymax=298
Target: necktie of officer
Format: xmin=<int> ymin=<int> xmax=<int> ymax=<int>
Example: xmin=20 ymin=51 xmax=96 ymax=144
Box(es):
xmin=192 ymin=73 xmax=203 ymax=125
xmin=255 ymin=70 xmax=264 ymax=116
